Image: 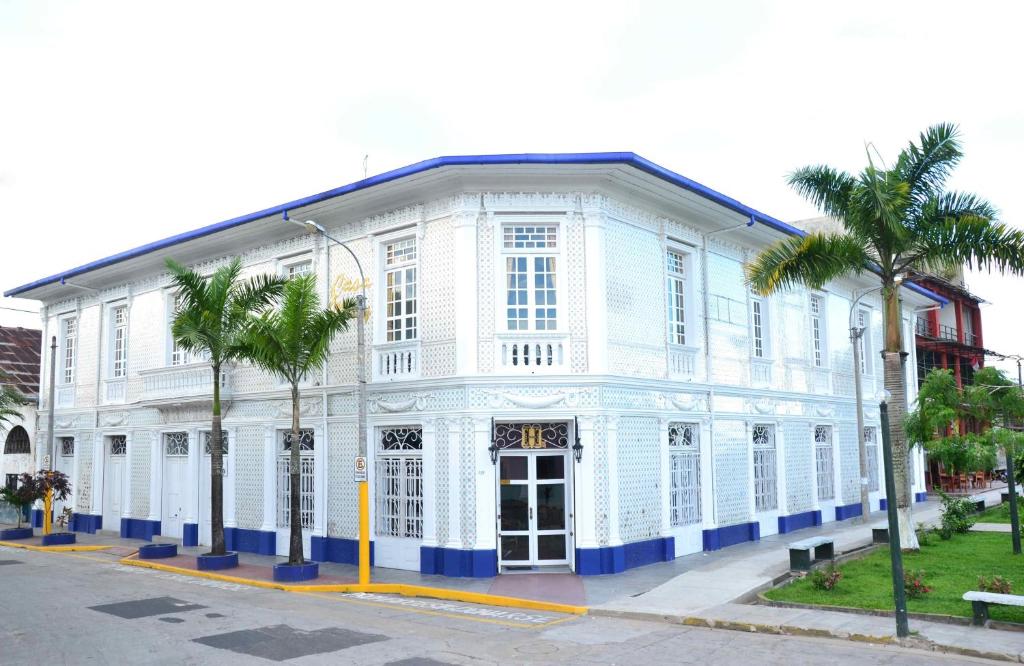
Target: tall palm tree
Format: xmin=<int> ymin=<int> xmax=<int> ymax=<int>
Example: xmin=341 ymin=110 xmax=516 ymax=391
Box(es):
xmin=239 ymin=274 xmax=356 ymax=565
xmin=166 ymin=257 xmax=286 ymax=556
xmin=746 ymin=123 xmax=1024 ymax=549
xmin=0 ymin=373 xmax=28 ymax=428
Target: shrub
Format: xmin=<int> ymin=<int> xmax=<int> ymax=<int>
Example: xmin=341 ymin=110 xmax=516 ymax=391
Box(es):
xmin=916 ymin=523 xmax=933 ymax=546
xmin=978 ymin=575 xmax=1013 ymax=594
xmin=809 ymin=565 xmax=843 ymax=591
xmin=904 ymin=569 xmax=932 ymax=598
xmin=939 ymin=491 xmax=976 ymax=536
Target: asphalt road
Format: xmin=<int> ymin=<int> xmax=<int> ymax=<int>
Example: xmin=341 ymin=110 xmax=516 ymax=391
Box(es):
xmin=0 ymin=544 xmax=988 ymax=665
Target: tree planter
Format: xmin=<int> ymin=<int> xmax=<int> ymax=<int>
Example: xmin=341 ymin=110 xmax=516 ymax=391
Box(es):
xmin=41 ymin=532 xmax=76 ymax=546
xmin=138 ymin=543 xmax=177 ymax=559
xmin=273 ymin=561 xmax=319 ymax=582
xmin=0 ymin=527 xmax=33 ymax=540
xmin=197 ymin=552 xmax=238 ymax=570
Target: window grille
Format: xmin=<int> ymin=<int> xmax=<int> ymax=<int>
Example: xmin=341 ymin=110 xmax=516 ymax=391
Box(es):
xmin=111 ymin=306 xmax=128 ymax=378
xmin=810 ymin=295 xmax=825 ymax=367
xmin=668 ymin=423 xmax=701 ymax=526
xmin=277 ymin=456 xmax=315 ymax=529
xmin=380 ymin=428 xmax=423 ymax=451
xmin=865 ymin=426 xmax=879 ymax=492
xmin=385 ymin=262 xmax=417 ymax=342
xmin=492 ymin=422 xmax=569 ymax=451
xmin=385 ymin=238 xmax=417 ymax=264
xmin=503 ymin=225 xmax=557 ymax=249
xmin=62 ymin=318 xmax=77 ymax=384
xmin=751 ymin=298 xmax=765 ymax=357
xmin=505 ymin=256 xmax=557 ymax=331
xmin=3 ymin=426 xmax=30 ymax=455
xmin=282 ymin=429 xmax=315 ymax=451
xmin=165 ymin=432 xmax=189 ymax=457
xmin=667 ymin=250 xmax=687 ymax=345
xmin=202 ymin=431 xmax=229 ymax=455
xmin=109 ymin=435 xmax=127 ymax=456
xmin=857 ymin=309 xmax=870 ymax=374
xmin=752 ymin=425 xmax=778 ymax=512
xmin=814 ymin=425 xmax=834 ymax=501
xmin=60 ymin=437 xmax=75 ymax=457
xmin=376 ymin=427 xmax=424 ymax=539
xmin=284 ymin=260 xmax=311 ymax=278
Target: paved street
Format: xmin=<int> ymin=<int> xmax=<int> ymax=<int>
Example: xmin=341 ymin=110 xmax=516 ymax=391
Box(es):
xmin=0 ymin=544 xmax=991 ymax=665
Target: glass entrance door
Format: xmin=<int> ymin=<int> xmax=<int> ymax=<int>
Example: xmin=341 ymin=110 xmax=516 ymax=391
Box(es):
xmin=498 ymin=452 xmax=571 ymax=568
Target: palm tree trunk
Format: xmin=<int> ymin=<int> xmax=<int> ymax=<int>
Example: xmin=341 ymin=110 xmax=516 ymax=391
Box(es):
xmin=883 ymin=285 xmax=920 ymax=550
xmin=211 ymin=363 xmax=226 ymax=556
xmin=288 ymin=384 xmax=303 ymax=565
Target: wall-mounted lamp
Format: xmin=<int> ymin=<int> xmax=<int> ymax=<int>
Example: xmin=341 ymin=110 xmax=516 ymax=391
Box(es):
xmin=488 ymin=417 xmax=498 ymax=465
xmin=572 ymin=416 xmax=584 ymax=463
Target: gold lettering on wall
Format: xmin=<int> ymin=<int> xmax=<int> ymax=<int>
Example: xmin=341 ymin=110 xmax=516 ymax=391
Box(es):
xmin=330 ymin=274 xmax=372 ymax=319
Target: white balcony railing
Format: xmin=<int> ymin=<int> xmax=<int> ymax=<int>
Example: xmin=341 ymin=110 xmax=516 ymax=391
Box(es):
xmin=750 ymin=357 xmax=773 ymax=387
xmin=806 ymin=366 xmax=832 ymax=394
xmin=668 ymin=344 xmax=699 ymax=379
xmin=139 ymin=363 xmax=229 ymax=403
xmin=56 ymin=385 xmax=75 ymax=409
xmin=103 ymin=378 xmax=126 ymax=405
xmin=496 ymin=334 xmax=568 ymax=373
xmin=373 ymin=341 xmax=420 ymax=381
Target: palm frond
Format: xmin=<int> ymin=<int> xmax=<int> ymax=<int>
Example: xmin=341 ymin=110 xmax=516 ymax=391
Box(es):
xmin=786 ymin=165 xmax=856 ymax=220
xmin=895 ymin=123 xmax=963 ymax=208
xmin=908 ymin=206 xmax=1024 ymax=275
xmin=296 ymin=298 xmax=357 ymax=379
xmin=849 ymin=162 xmax=911 ymax=247
xmin=745 ymin=232 xmax=872 ymax=296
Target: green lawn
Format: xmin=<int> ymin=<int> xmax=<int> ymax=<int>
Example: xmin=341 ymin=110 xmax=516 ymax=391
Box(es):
xmin=764 ymin=532 xmax=1024 ymax=623
xmin=978 ymin=503 xmax=1013 ymax=524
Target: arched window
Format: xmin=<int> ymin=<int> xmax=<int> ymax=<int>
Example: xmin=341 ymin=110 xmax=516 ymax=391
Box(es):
xmin=4 ymin=426 xmax=30 ymax=455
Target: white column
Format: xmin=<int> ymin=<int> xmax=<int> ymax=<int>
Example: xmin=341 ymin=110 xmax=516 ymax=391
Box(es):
xmin=260 ymin=426 xmax=276 ymax=533
xmin=186 ymin=428 xmax=200 ymax=526
xmin=453 ymin=212 xmax=479 ymax=376
xmin=831 ymin=423 xmax=843 ymax=508
xmin=148 ymin=431 xmax=161 ymax=523
xmin=809 ymin=423 xmax=821 ymax=513
xmin=583 ymin=210 xmax=608 ymax=375
xmin=700 ymin=417 xmax=715 ymax=530
xmin=91 ymin=432 xmax=104 ymax=518
xmin=606 ymin=416 xmax=621 ymax=546
xmin=446 ymin=419 xmax=461 ymax=549
xmin=122 ymin=431 xmax=134 ymax=520
xmin=473 ymin=418 xmax=495 ymax=550
xmin=225 ymin=427 xmax=237 ymax=528
xmin=70 ymin=435 xmax=81 ymax=513
xmin=745 ymin=421 xmax=756 ymax=522
xmin=421 ymin=418 xmax=437 ymax=548
xmin=776 ymin=419 xmax=789 ymax=516
xmin=574 ymin=417 xmax=598 ymax=550
xmin=313 ymin=422 xmax=327 ymax=538
xmin=659 ymin=419 xmax=671 ymax=536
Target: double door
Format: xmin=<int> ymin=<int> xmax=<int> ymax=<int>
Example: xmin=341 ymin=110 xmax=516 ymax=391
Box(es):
xmin=497 ymin=452 xmax=571 ymax=569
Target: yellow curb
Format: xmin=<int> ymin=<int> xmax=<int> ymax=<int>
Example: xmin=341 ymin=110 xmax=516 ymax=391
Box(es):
xmin=119 ymin=556 xmax=587 ymax=615
xmin=0 ymin=540 xmax=111 ymax=553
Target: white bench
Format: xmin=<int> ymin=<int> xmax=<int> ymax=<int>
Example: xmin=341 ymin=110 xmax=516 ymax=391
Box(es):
xmin=963 ymin=591 xmax=1024 ymax=625
xmin=788 ymin=536 xmax=835 ymax=571
xmin=967 ymin=495 xmax=986 ymax=513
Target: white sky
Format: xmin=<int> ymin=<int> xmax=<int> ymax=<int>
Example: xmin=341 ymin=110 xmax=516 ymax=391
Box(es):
xmin=2 ymin=0 xmax=1022 ymax=372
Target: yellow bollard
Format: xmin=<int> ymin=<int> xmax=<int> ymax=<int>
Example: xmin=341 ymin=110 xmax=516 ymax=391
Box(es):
xmin=358 ymin=480 xmax=370 ymax=585
xmin=43 ymin=488 xmax=52 ymax=535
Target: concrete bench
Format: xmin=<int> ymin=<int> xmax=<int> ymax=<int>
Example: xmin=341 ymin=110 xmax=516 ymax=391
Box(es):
xmin=788 ymin=536 xmax=835 ymax=571
xmin=967 ymin=496 xmax=986 ymax=513
xmin=871 ymin=526 xmax=889 ymax=544
xmin=963 ymin=591 xmax=1024 ymax=625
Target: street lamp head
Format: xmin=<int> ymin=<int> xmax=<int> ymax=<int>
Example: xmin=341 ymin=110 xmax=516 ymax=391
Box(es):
xmin=302 ymin=220 xmax=326 ymax=235
xmin=877 ymin=388 xmax=892 ymax=404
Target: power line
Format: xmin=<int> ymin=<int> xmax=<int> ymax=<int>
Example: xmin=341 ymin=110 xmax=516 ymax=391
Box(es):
xmin=0 ymin=306 xmax=39 ymax=314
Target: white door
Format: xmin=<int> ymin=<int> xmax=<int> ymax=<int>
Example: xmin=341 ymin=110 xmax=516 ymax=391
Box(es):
xmin=103 ymin=436 xmax=127 ymax=530
xmin=276 ymin=429 xmax=315 ymax=559
xmin=815 ymin=426 xmax=837 ymax=523
xmin=753 ymin=425 xmax=780 ymax=538
xmin=53 ymin=438 xmax=75 ymax=524
xmin=161 ymin=432 xmax=189 ymax=540
xmin=497 ymin=451 xmax=572 ymax=569
xmin=374 ymin=427 xmax=424 ymax=571
xmin=199 ymin=431 xmax=227 ymax=547
xmin=667 ymin=423 xmax=704 ymax=557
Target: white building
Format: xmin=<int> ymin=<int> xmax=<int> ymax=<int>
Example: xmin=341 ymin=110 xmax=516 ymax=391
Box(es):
xmin=4 ymin=153 xmax=939 ymax=576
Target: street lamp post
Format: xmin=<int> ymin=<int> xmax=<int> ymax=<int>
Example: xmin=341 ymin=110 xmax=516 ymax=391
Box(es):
xmin=880 ymin=390 xmax=910 ymax=637
xmin=1010 ymin=359 xmax=1023 ymax=555
xmin=286 ymin=216 xmax=370 ymax=584
xmin=849 ymin=289 xmax=877 ymax=523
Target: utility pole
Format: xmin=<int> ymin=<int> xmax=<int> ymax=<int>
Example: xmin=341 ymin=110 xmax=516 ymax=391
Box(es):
xmin=1010 ymin=359 xmax=1023 ymax=555
xmin=851 ymin=325 xmax=870 ymax=521
xmin=44 ymin=335 xmax=56 ymax=535
xmin=880 ymin=394 xmax=910 ymax=637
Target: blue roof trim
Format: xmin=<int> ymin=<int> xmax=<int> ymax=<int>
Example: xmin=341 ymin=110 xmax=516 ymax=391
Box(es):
xmin=3 ymin=152 xmax=947 ymax=305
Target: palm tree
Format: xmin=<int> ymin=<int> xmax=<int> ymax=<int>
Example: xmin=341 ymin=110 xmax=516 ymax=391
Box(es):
xmin=746 ymin=123 xmax=1024 ymax=549
xmin=239 ymin=274 xmax=356 ymax=565
xmin=0 ymin=373 xmax=28 ymax=428
xmin=166 ymin=257 xmax=286 ymax=556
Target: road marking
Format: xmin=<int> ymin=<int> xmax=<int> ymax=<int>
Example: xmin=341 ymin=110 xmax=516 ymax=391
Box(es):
xmin=108 ymin=563 xmax=248 ymax=592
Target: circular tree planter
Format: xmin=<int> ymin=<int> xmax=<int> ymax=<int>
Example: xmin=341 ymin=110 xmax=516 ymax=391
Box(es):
xmin=138 ymin=543 xmax=177 ymax=559
xmin=41 ymin=532 xmax=76 ymax=546
xmin=273 ymin=560 xmax=319 ymax=582
xmin=0 ymin=527 xmax=33 ymax=540
xmin=197 ymin=552 xmax=239 ymax=570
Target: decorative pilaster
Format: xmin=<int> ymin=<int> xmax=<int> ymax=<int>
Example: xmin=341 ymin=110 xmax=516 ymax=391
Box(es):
xmin=453 ymin=211 xmax=479 ymax=376
xmin=148 ymin=431 xmax=161 ymax=522
xmin=260 ymin=426 xmax=276 ymax=533
xmin=583 ymin=209 xmax=608 ymax=374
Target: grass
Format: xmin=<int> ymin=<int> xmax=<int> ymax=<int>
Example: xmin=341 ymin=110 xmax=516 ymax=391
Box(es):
xmin=978 ymin=503 xmax=1013 ymax=524
xmin=764 ymin=532 xmax=1024 ymax=624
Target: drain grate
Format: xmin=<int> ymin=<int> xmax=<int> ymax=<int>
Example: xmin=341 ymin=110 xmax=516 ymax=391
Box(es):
xmin=89 ymin=596 xmax=207 ymax=619
xmin=194 ymin=625 xmax=386 ymax=662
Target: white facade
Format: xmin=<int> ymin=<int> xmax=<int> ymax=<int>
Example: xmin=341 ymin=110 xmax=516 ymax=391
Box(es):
xmin=10 ymin=157 xmax=933 ymax=575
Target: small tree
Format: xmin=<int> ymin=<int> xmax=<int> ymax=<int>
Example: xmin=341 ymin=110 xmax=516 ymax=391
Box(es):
xmin=239 ymin=274 xmax=356 ymax=565
xmin=0 ymin=470 xmax=71 ymax=529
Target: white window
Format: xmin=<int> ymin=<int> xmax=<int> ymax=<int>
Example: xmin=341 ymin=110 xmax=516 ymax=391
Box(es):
xmin=753 ymin=424 xmax=778 ymax=512
xmin=60 ymin=437 xmax=74 ymax=457
xmin=110 ymin=305 xmax=128 ymax=378
xmin=814 ymin=425 xmax=834 ymax=501
xmin=751 ymin=297 xmax=768 ymax=358
xmin=668 ymin=423 xmax=701 ymax=526
xmin=283 ymin=258 xmax=312 ymax=278
xmin=109 ymin=435 xmax=127 ymax=456
xmin=376 ymin=427 xmax=424 ymax=539
xmin=503 ymin=225 xmax=558 ymax=332
xmin=857 ymin=309 xmax=871 ymax=375
xmin=202 ymin=431 xmax=229 ymax=455
xmin=60 ymin=317 xmax=77 ymax=384
xmin=865 ymin=426 xmax=879 ymax=492
xmin=169 ymin=293 xmax=188 ymax=366
xmin=384 ymin=238 xmax=417 ymax=342
xmin=667 ymin=249 xmax=687 ymax=345
xmin=164 ymin=432 xmax=189 ymax=457
xmin=809 ymin=294 xmax=826 ymax=367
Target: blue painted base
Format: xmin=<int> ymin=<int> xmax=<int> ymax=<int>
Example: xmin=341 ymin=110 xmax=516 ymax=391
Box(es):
xmin=197 ymin=552 xmax=239 ymax=570
xmin=139 ymin=543 xmax=178 ymax=559
xmin=311 ymin=535 xmax=374 ymax=566
xmin=835 ymin=503 xmax=863 ymax=521
xmin=0 ymin=527 xmax=33 ymax=540
xmin=182 ymin=523 xmax=198 ymax=547
xmin=70 ymin=513 xmax=102 ymax=534
xmin=703 ymin=522 xmax=759 ymax=551
xmin=575 ymin=537 xmax=674 ymax=575
xmin=778 ymin=510 xmax=822 ymax=534
xmin=120 ymin=518 xmax=161 ymax=541
xmin=224 ymin=527 xmax=275 ymax=556
xmin=273 ymin=560 xmax=319 ymax=582
xmin=31 ymin=509 xmax=44 ymax=528
xmin=879 ymin=498 xmax=888 ymax=511
xmin=420 ymin=546 xmax=497 ymax=577
xmin=915 ymin=492 xmax=929 ymax=503
xmin=41 ymin=532 xmax=76 ymax=546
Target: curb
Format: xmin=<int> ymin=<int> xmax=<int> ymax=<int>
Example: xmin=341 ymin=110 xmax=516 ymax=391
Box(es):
xmin=0 ymin=540 xmax=111 ymax=553
xmin=119 ymin=556 xmax=587 ymax=616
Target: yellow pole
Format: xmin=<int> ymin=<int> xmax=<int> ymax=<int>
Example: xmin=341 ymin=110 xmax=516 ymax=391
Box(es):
xmin=43 ymin=488 xmax=52 ymax=535
xmin=358 ymin=480 xmax=370 ymax=584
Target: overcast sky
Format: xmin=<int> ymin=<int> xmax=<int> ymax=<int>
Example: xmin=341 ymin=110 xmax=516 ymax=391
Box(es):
xmin=2 ymin=1 xmax=1022 ymax=372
